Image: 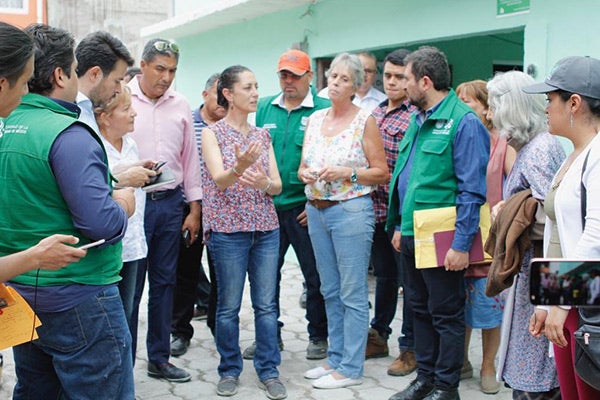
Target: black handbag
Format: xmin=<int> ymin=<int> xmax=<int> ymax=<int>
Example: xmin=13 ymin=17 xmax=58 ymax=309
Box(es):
xmin=574 ymin=150 xmax=600 ymax=390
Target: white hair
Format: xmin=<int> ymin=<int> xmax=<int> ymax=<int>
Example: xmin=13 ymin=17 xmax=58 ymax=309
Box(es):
xmin=487 ymin=70 xmax=548 ymax=148
xmin=325 ymin=52 xmax=364 ymax=90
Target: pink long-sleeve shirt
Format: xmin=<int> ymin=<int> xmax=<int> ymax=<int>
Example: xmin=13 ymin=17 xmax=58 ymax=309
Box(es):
xmin=128 ymin=76 xmax=202 ymax=201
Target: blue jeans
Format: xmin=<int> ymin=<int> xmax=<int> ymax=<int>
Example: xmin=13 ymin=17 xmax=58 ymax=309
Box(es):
xmin=131 ymin=189 xmax=183 ymax=365
xmin=370 ymin=223 xmax=415 ymax=350
xmin=276 ymin=205 xmax=327 ymax=341
xmin=370 ymin=222 xmax=399 ymax=338
xmin=12 ymin=286 xmax=134 ymax=400
xmin=401 ymin=235 xmax=465 ymax=389
xmin=306 ymin=195 xmax=374 ymax=379
xmin=119 ymin=260 xmax=139 ymax=331
xmin=208 ymin=229 xmax=281 ymax=381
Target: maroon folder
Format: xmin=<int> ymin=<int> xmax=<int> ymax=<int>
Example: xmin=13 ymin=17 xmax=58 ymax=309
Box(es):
xmin=433 ymin=228 xmax=485 ymax=267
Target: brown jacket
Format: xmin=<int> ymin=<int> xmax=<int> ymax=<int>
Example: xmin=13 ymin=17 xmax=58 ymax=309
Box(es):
xmin=484 ymin=188 xmax=539 ymax=297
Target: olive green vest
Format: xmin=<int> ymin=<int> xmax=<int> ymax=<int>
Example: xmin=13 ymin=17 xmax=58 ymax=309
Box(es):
xmin=387 ymin=90 xmax=473 ymax=235
xmin=0 ymin=93 xmax=122 ymax=286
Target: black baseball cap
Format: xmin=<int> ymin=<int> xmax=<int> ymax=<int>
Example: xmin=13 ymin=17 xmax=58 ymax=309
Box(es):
xmin=522 ymin=56 xmax=600 ymax=100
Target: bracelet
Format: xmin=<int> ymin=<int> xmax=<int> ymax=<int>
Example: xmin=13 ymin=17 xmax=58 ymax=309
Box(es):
xmin=231 ymin=166 xmax=242 ymax=177
xmin=263 ymin=178 xmax=272 ymax=193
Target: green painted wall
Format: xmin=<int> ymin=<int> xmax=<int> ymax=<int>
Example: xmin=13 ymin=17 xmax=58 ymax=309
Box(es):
xmin=169 ymin=0 xmax=600 ymax=107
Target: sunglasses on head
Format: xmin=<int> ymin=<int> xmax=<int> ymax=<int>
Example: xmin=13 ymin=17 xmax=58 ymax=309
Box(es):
xmin=153 ymin=41 xmax=179 ymax=54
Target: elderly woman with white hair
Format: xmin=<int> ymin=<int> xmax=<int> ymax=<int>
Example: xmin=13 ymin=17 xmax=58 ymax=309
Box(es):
xmin=298 ymin=52 xmax=388 ymax=389
xmin=487 ymin=71 xmax=565 ymax=400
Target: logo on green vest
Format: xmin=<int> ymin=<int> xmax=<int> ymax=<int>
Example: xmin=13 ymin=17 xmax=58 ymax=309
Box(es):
xmin=432 ymin=118 xmax=454 ymax=135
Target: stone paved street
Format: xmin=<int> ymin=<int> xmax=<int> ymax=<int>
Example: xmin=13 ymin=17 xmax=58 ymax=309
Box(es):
xmin=0 ymin=252 xmax=511 ymax=399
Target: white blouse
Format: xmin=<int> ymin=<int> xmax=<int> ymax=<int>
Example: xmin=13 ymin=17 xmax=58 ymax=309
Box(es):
xmin=101 ymin=135 xmax=148 ymax=262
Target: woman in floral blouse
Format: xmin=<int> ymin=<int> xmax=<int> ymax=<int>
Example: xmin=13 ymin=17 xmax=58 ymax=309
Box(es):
xmin=201 ymin=65 xmax=285 ymax=399
xmin=298 ymin=53 xmax=388 ymax=389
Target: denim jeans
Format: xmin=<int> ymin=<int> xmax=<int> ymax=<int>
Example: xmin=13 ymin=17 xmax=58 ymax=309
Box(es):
xmin=119 ymin=260 xmax=139 ymax=333
xmin=370 ymin=222 xmax=399 ymax=338
xmin=400 ymin=235 xmax=466 ymax=389
xmin=208 ymin=229 xmax=281 ymax=381
xmin=306 ymin=195 xmax=374 ymax=379
xmin=131 ymin=189 xmax=183 ymax=365
xmin=276 ymin=205 xmax=328 ymax=341
xmin=12 ymin=285 xmax=134 ymax=400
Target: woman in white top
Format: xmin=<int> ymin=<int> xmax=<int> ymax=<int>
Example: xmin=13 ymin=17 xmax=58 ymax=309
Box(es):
xmin=525 ymin=56 xmax=600 ymax=400
xmin=298 ymin=52 xmax=388 ymax=389
xmin=95 ymin=83 xmax=155 ymax=337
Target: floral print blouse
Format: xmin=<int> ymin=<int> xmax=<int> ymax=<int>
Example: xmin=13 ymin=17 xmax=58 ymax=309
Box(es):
xmin=302 ymin=107 xmax=374 ymax=201
xmin=201 ymin=120 xmax=279 ymax=238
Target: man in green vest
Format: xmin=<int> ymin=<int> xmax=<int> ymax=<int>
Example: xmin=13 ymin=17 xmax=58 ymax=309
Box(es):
xmin=386 ymin=47 xmax=489 ymax=400
xmin=0 ymin=24 xmax=135 ymax=399
xmin=244 ymin=49 xmax=330 ymax=361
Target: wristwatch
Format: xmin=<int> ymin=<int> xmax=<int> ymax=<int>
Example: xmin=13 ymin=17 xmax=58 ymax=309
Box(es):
xmin=350 ymin=168 xmax=358 ymax=183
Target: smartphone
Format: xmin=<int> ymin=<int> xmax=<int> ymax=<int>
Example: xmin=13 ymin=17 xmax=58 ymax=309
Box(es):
xmin=78 ymin=239 xmax=106 ymax=250
xmin=182 ymin=229 xmax=192 ymax=248
xmin=153 ymin=161 xmax=167 ymax=171
xmin=529 ymin=258 xmax=600 ymax=306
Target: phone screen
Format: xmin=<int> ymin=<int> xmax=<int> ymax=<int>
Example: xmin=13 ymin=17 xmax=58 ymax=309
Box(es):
xmin=530 ymin=258 xmax=600 ymax=306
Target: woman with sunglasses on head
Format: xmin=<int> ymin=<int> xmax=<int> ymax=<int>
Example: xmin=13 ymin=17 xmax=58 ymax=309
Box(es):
xmin=201 ymin=65 xmax=285 ymax=399
xmin=525 ymin=56 xmax=600 ymax=400
xmin=0 ymin=21 xmax=86 ymax=282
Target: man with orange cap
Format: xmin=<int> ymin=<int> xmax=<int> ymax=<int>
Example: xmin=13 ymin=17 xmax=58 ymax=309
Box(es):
xmin=243 ymin=49 xmax=330 ymax=360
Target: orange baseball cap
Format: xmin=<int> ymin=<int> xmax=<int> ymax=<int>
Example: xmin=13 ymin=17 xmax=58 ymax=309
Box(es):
xmin=277 ymin=49 xmax=311 ymax=76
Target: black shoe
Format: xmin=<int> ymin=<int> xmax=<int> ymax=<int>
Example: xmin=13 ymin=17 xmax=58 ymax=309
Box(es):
xmin=170 ymin=336 xmax=190 ymax=357
xmin=389 ymin=378 xmax=435 ymax=400
xmin=147 ymin=362 xmax=191 ymax=382
xmin=423 ymin=388 xmax=460 ymax=400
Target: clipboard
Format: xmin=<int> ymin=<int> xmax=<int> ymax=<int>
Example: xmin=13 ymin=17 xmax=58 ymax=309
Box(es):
xmin=413 ymin=203 xmax=492 ymax=269
xmin=0 ymin=283 xmax=41 ymax=350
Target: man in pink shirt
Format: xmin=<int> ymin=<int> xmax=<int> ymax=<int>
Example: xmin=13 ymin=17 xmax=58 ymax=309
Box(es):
xmin=128 ymin=38 xmax=202 ymax=383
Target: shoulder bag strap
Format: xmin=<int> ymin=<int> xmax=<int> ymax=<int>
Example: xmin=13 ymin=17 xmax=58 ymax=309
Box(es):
xmin=581 ymin=150 xmax=591 ymax=229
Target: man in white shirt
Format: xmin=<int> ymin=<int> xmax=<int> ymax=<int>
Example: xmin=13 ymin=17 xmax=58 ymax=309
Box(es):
xmin=75 ymin=31 xmax=134 ymax=132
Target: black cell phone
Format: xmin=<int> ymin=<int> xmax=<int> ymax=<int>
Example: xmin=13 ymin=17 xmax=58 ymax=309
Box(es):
xmin=182 ymin=229 xmax=192 ymax=248
xmin=153 ymin=161 xmax=167 ymax=171
xmin=530 ymin=258 xmax=600 ymax=306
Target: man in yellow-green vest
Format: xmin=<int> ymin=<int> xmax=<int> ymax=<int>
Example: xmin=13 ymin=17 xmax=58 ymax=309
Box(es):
xmin=387 ymin=47 xmax=489 ymax=400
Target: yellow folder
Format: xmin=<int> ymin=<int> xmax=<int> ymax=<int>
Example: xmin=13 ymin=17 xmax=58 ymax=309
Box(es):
xmin=0 ymin=283 xmax=41 ymax=350
xmin=413 ymin=203 xmax=492 ymax=269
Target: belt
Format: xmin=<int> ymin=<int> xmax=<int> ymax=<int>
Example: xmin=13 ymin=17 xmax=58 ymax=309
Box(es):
xmin=307 ymin=199 xmax=340 ymax=209
xmin=147 ymin=188 xmax=178 ymax=201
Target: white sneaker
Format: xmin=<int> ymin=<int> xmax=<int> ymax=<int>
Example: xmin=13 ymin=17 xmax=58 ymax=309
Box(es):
xmin=312 ymin=374 xmax=362 ymax=389
xmin=304 ymin=366 xmax=333 ymax=380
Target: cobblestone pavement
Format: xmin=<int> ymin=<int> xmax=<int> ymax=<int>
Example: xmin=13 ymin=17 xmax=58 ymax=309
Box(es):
xmin=0 ymin=253 xmax=512 ymax=399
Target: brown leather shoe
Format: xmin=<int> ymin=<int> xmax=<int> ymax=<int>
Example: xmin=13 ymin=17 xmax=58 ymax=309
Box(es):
xmin=365 ymin=328 xmax=389 ymax=359
xmin=387 ymin=350 xmax=417 ymax=376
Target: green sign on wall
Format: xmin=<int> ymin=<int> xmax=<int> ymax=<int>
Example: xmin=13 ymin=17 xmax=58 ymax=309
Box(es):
xmin=497 ymin=0 xmax=530 ymax=16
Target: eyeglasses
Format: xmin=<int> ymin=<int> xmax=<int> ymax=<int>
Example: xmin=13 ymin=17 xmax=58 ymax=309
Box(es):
xmin=278 ymin=71 xmax=306 ymax=81
xmin=153 ymin=41 xmax=179 ymax=54
xmin=364 ymin=68 xmax=377 ymax=75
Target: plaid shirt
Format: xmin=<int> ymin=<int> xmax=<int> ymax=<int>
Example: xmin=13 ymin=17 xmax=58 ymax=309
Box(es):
xmin=371 ymin=98 xmax=415 ymax=223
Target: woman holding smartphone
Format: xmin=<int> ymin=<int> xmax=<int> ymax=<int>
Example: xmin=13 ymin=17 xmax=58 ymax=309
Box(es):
xmin=95 ymin=82 xmax=155 ymax=344
xmin=525 ymin=56 xmax=600 ymax=400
